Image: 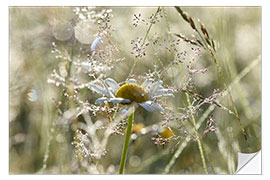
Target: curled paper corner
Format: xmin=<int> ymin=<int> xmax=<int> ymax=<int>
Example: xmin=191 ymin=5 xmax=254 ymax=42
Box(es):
xmin=236 ymin=150 xmax=261 ymax=174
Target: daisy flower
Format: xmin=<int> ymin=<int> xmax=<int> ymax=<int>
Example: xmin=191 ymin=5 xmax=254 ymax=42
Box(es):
xmin=88 ymin=78 xmax=174 ymax=112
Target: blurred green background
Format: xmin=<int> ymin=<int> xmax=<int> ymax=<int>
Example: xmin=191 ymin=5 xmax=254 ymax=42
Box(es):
xmin=9 ymin=7 xmax=261 ymax=174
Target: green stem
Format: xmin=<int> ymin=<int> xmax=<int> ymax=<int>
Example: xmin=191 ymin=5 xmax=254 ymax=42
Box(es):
xmin=142 ymin=7 xmax=159 ymax=44
xmin=211 ymin=53 xmax=252 ymax=153
xmin=177 ymin=62 xmax=208 ymax=174
xmin=163 ymin=7 xmax=208 ymax=173
xmin=162 ymin=7 xmax=173 ymax=42
xmin=126 ymin=59 xmax=138 ymax=81
xmin=174 ymin=6 xmax=251 ymax=153
xmin=201 ymin=141 xmax=216 ymax=174
xmin=119 ymin=112 xmax=134 ymax=174
xmin=185 ymin=92 xmax=208 ymax=174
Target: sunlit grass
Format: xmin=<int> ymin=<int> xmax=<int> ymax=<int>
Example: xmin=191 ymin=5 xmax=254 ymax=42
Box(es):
xmin=9 ymin=6 xmax=261 ymax=174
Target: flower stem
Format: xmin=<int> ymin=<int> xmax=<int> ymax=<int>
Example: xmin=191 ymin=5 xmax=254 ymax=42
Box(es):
xmin=119 ymin=112 xmax=134 ymax=174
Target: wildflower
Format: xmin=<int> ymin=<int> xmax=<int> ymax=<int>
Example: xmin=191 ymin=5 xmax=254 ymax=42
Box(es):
xmin=132 ymin=123 xmax=145 ymax=134
xmin=89 ymin=78 xmax=174 ymax=112
xmin=152 ymin=127 xmax=174 ymax=146
xmin=125 ymin=123 xmax=146 ymax=140
xmin=131 ymin=123 xmax=151 ymax=140
xmin=159 ymin=127 xmax=174 ymax=139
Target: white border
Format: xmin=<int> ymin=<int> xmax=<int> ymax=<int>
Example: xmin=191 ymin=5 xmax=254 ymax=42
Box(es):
xmin=6 ymin=0 xmax=264 ymax=7
xmin=2 ymin=0 xmax=269 ymax=180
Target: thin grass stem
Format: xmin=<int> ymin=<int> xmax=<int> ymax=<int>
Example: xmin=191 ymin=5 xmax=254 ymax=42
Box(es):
xmin=174 ymin=6 xmax=252 ymax=153
xmin=211 ymin=53 xmax=252 ymax=153
xmin=201 ymin=142 xmax=216 ymax=174
xmin=126 ymin=7 xmax=160 ymax=81
xmin=134 ymin=149 xmax=170 ymax=174
xmin=164 ymin=6 xmax=208 ymax=174
xmin=185 ymin=91 xmax=208 ymax=174
xmin=119 ymin=111 xmax=134 ymax=174
xmin=177 ymin=62 xmax=208 ymax=174
xmin=164 ymin=105 xmax=215 ymax=173
xmin=164 ymin=56 xmax=260 ymax=173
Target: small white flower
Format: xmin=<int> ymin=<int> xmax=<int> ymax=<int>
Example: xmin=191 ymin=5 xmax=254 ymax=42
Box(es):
xmin=88 ymin=78 xmax=174 ymax=112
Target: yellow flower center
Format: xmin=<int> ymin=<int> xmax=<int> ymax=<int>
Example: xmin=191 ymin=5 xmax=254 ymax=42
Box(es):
xmin=132 ymin=123 xmax=145 ymax=133
xmin=115 ymin=83 xmax=149 ymax=103
xmin=160 ymin=128 xmax=173 ymax=139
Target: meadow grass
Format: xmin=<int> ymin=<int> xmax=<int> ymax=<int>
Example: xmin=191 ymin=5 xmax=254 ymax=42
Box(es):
xmin=9 ymin=6 xmax=261 ymax=174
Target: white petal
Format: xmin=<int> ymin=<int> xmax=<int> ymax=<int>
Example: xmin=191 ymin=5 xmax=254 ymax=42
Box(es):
xmin=127 ymin=79 xmax=137 ymax=84
xmin=96 ymin=97 xmax=131 ymax=104
xmin=149 ymin=80 xmax=163 ymax=98
xmin=141 ymin=78 xmax=154 ymax=90
xmin=152 ymin=93 xmax=175 ymax=99
xmin=95 ymin=97 xmax=109 ymax=104
xmin=100 ymin=80 xmax=115 ymax=98
xmin=151 ymin=93 xmax=174 ymax=100
xmin=161 ymin=94 xmax=174 ymax=97
xmin=88 ymin=84 xmax=108 ymax=96
xmin=139 ymin=100 xmax=164 ymax=112
xmin=154 ymin=88 xmax=175 ymax=97
xmin=90 ymin=36 xmax=103 ymax=52
xmin=110 ymin=98 xmax=131 ymax=104
xmin=156 ymin=88 xmax=170 ymax=95
xmin=105 ymin=78 xmax=120 ymax=94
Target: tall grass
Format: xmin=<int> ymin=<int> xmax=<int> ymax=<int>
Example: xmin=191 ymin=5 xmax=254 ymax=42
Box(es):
xmin=9 ymin=6 xmax=261 ymax=174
